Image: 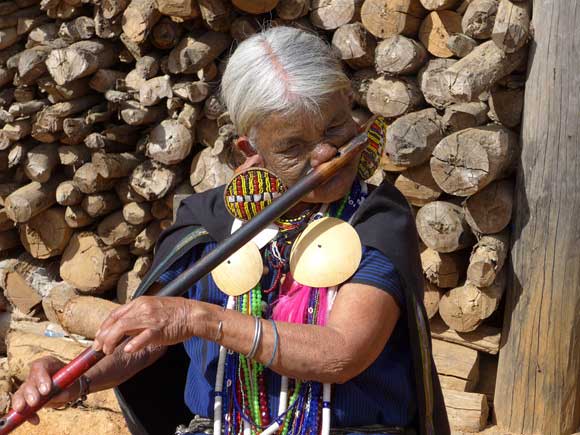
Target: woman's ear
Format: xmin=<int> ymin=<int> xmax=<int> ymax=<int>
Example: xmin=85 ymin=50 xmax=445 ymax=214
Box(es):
xmin=235 ymin=136 xmax=257 ymax=158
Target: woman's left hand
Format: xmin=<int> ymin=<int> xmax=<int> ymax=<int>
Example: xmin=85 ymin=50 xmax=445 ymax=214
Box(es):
xmin=93 ymin=296 xmax=198 ymax=355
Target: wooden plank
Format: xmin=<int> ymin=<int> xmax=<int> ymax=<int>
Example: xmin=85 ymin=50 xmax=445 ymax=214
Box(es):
xmin=430 ymin=316 xmax=500 ymax=354
xmin=494 ymin=1 xmax=580 ymax=434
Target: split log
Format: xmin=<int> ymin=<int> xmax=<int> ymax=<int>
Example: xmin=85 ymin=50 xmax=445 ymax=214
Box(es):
xmin=446 ymin=33 xmax=477 ymax=58
xmin=433 ymin=339 xmax=479 ymax=391
xmin=97 ymin=210 xmax=145 ymax=246
xmin=7 ymin=142 xmax=27 ymax=168
xmin=190 ymin=147 xmax=233 ymax=193
xmin=276 ymin=0 xmax=309 ymax=19
xmin=151 ymin=17 xmax=182 ymax=50
xmin=232 ymin=0 xmax=278 ymax=14
xmin=198 ymin=0 xmax=232 ymax=32
xmin=101 ymin=0 xmax=129 ymax=19
xmin=461 ymin=0 xmax=498 ymax=39
xmin=1 ymin=120 xmax=31 ymax=143
xmin=95 ymin=7 xmax=123 ymax=40
xmin=60 ymin=231 xmax=131 ymax=293
xmin=374 ymin=35 xmax=427 ymax=75
xmin=488 ymin=87 xmax=524 ymax=127
xmin=92 ymin=152 xmax=143 ymax=179
xmin=172 ymin=80 xmax=212 ymax=104
xmin=147 ymin=119 xmax=193 ymax=165
xmin=416 ymin=201 xmax=475 ymax=253
xmin=5 ymin=178 xmax=60 ymax=223
xmin=122 ymin=201 xmax=152 ymax=225
xmin=331 ymin=23 xmax=375 ymax=70
xmin=115 ymin=178 xmax=145 ymax=204
xmin=130 ymin=159 xmax=185 ymax=200
xmin=229 ymin=15 xmax=259 ymax=41
xmin=58 ymin=16 xmax=95 ymax=42
xmin=139 ymin=75 xmax=172 ymax=107
xmin=442 ymin=101 xmax=488 ymax=133
xmin=33 ymin=96 xmax=101 ymax=140
xmin=394 ymin=163 xmax=442 ymax=206
xmin=130 ymin=220 xmax=162 ymax=255
xmin=424 ymin=280 xmax=442 ymax=319
xmin=418 ymin=11 xmax=462 ymax=58
xmin=442 ymin=40 xmax=527 ymax=103
xmin=56 ymin=180 xmax=83 ymax=206
xmin=73 ymin=162 xmax=119 ymax=194
xmin=467 ymin=231 xmax=509 ymax=287
xmin=116 ymin=270 xmax=142 ymax=303
xmin=361 ymin=0 xmax=427 ymax=38
xmin=150 ymin=199 xmax=171 ymax=220
xmin=420 ymin=247 xmax=464 ymax=288
xmin=419 ymin=0 xmax=458 ymax=10
xmin=37 ymin=77 xmax=92 ymax=104
xmin=492 ymin=0 xmax=530 ymax=53
xmin=22 ymin=143 xmax=59 ymax=183
xmin=89 ymin=69 xmax=126 ymax=93
xmin=443 ymin=389 xmax=489 ymax=432
xmin=56 ymin=295 xmax=119 ymax=339
xmin=64 ymin=204 xmax=95 ymax=228
xmin=430 ymin=316 xmax=500 ymax=354
xmin=430 ymin=125 xmax=518 ymax=196
xmin=8 ymin=99 xmax=49 ymax=118
xmin=121 ymin=102 xmax=166 ymax=126
xmin=464 ymin=179 xmax=513 ymax=234
xmin=439 ymin=272 xmax=506 ymax=332
xmin=203 ymin=95 xmax=226 ymax=120
xmin=81 ymin=192 xmax=122 ymax=218
xmin=417 ymin=58 xmax=456 ymax=109
xmin=122 ymin=0 xmax=161 ymax=43
xmin=41 ymin=281 xmax=76 ymax=325
xmin=385 ymin=108 xmax=444 ymax=168
xmin=309 ymin=0 xmax=361 ymax=30
xmin=366 ymin=77 xmax=423 ymax=118
xmin=0 ymin=230 xmax=19 ymax=252
xmin=45 ymin=40 xmax=117 ymax=85
xmin=125 ymin=54 xmax=159 ymax=90
xmin=133 ymin=255 xmax=152 ymax=277
xmin=19 ymin=207 xmax=72 ymax=259
xmin=57 ymin=144 xmax=91 ymax=167
xmin=0 ymin=28 xmax=18 ymax=51
xmin=168 ymin=32 xmax=230 ymax=75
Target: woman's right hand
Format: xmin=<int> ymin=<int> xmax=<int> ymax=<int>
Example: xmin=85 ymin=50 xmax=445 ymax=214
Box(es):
xmin=11 ymin=356 xmax=81 ymax=425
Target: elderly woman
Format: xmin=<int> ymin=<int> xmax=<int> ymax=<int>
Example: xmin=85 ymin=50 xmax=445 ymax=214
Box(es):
xmin=12 ymin=27 xmax=448 ymax=435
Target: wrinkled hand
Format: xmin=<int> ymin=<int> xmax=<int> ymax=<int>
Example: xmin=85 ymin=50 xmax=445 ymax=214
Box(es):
xmin=12 ymin=356 xmax=80 ymax=425
xmin=93 ymin=296 xmax=198 ymax=355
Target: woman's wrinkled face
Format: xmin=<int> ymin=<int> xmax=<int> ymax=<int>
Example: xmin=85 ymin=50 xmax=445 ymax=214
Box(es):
xmin=252 ymin=91 xmax=359 ymax=204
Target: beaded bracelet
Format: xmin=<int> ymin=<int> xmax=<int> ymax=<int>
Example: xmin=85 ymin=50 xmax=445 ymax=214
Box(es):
xmin=246 ymin=316 xmax=262 ymax=359
xmin=265 ymin=319 xmax=279 ymax=368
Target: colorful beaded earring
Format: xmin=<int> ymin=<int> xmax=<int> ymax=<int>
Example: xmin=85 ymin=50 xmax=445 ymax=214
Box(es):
xmin=224 ymin=167 xmax=287 ymax=221
xmin=357 ymin=116 xmax=387 ymax=180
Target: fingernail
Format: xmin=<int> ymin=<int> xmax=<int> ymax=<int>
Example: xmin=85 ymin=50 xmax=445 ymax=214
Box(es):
xmin=39 ymin=383 xmax=49 ymax=394
xmin=26 ymin=394 xmax=35 ymax=403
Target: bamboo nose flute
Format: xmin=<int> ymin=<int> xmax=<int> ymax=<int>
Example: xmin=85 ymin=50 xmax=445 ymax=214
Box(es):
xmin=0 ymin=116 xmax=378 ymax=434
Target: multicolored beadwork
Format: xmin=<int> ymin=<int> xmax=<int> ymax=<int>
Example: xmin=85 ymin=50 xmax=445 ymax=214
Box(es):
xmin=357 ymin=116 xmax=387 ymax=180
xmin=224 ymin=168 xmax=287 ymax=221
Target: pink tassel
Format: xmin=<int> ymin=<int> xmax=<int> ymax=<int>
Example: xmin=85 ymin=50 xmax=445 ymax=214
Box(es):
xmin=272 ymin=274 xmax=328 ymax=326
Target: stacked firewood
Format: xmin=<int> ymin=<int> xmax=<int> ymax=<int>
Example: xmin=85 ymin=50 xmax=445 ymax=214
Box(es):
xmin=0 ymin=0 xmax=530 ymax=432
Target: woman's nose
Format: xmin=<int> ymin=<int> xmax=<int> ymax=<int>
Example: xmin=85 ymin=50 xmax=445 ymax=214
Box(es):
xmin=310 ymin=142 xmax=338 ymax=168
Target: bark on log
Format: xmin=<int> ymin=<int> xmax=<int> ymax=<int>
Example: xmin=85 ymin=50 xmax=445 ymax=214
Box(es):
xmin=122 ymin=201 xmax=152 ymax=225
xmin=394 ymin=163 xmax=442 ymax=206
xmin=0 ymin=230 xmax=19 ymax=252
xmin=0 ymin=209 xmax=15 ymax=232
xmin=366 ymin=77 xmax=423 ymax=118
xmin=430 ymin=316 xmax=500 ymax=354
xmin=122 ymin=0 xmax=161 ymax=43
xmin=442 ymin=101 xmax=488 ymax=133
xmin=467 ymin=231 xmax=509 ymax=287
xmin=461 ymin=0 xmax=498 ymax=39
xmin=0 ymin=28 xmax=18 ymax=51
xmin=64 ymin=204 xmax=95 ymax=228
xmin=121 ymin=102 xmax=166 ymax=126
xmin=115 ymin=178 xmax=145 ymax=204
xmin=58 ymin=144 xmax=91 ymax=166
xmin=97 ymin=210 xmax=144 ymax=246
xmin=168 ymin=32 xmax=230 ymax=75
xmin=139 ymin=75 xmax=172 ymax=107
xmin=420 ymin=247 xmax=464 ymax=288
xmin=22 ymin=143 xmax=59 ymax=183
xmin=130 ymin=159 xmax=185 ymax=200
xmin=229 ymin=15 xmax=259 ymax=41
xmin=433 ymin=339 xmax=479 ymax=392
xmin=146 ymin=119 xmax=194 ymax=165
xmin=58 ymin=16 xmax=95 ymax=42
xmin=37 ymin=77 xmax=92 ymax=103
xmin=276 ymin=0 xmax=309 ymax=19
xmin=5 ymin=178 xmax=60 ymax=223
xmin=45 ymin=40 xmax=117 ymax=85
xmin=8 ymin=99 xmax=49 ymax=118
xmin=81 ymin=192 xmax=122 ymax=218
xmin=361 ymin=0 xmax=427 ymax=38
xmin=19 ymin=207 xmax=72 ymax=259
xmin=130 ymin=220 xmax=161 ymax=255
xmin=151 ymin=17 xmax=182 ymax=50
xmin=492 ymin=0 xmax=530 ymax=53
xmin=374 ymin=35 xmax=427 ymax=75
xmin=73 ymin=162 xmax=118 ymax=194
xmin=89 ymin=69 xmax=126 ymax=93
xmin=56 ymin=295 xmax=119 ymax=338
xmin=232 ymin=0 xmax=279 ymax=14
xmin=416 ymin=200 xmax=475 ymax=253
xmin=198 ymin=0 xmax=231 ymax=32
xmin=464 ymin=179 xmax=513 ymax=234
xmin=417 ymin=58 xmax=456 ymax=109
xmin=150 ymin=198 xmax=171 ymax=220
xmin=385 ymin=108 xmax=444 ymax=168
xmin=101 ymin=0 xmax=129 ymax=19
xmin=331 ymin=22 xmax=375 ymax=70
xmin=443 ymin=389 xmax=489 ymax=432
xmin=172 ymin=80 xmax=211 ymax=104
xmin=60 ymin=231 xmax=131 ymax=293
xmin=442 ymin=40 xmax=527 ymax=103
xmin=116 ymin=270 xmax=141 ymax=303
xmin=446 ymin=33 xmax=477 ymax=58
xmin=56 ymin=180 xmax=83 ymax=206
xmin=430 ymin=124 xmax=518 ymax=196
xmin=418 ymin=11 xmax=462 ymax=58
xmin=488 ymin=87 xmax=524 ymax=127
xmin=92 ymin=152 xmax=143 ymax=179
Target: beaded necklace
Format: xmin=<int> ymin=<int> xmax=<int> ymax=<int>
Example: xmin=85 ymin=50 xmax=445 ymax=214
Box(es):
xmin=215 ymin=187 xmax=359 ymax=435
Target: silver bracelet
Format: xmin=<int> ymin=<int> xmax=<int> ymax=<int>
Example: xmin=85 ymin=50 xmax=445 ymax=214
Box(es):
xmin=246 ymin=316 xmax=262 ymax=360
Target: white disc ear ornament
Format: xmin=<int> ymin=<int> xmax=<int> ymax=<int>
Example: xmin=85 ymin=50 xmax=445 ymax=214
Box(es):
xmin=290 ymin=217 xmax=362 ymax=288
xmin=211 ymin=241 xmax=263 ymax=296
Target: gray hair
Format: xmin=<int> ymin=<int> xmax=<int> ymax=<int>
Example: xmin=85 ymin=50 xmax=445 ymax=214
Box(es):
xmin=220 ymin=26 xmax=351 ymax=143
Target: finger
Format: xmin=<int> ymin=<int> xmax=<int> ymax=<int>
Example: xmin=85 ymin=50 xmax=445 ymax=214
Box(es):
xmin=93 ymin=303 xmax=137 ymax=350
xmin=27 ymin=413 xmax=40 ymax=425
xmin=12 ymin=389 xmax=27 ymax=413
xmin=31 ymin=368 xmax=53 ymax=396
xmin=124 ymin=329 xmax=157 ymax=354
xmin=101 ymin=317 xmax=147 ymax=355
xmin=22 ymin=383 xmax=41 ymax=408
